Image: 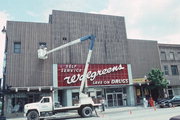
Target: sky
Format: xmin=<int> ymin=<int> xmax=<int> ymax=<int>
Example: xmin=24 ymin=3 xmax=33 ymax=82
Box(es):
xmin=0 ymin=0 xmax=180 ymax=78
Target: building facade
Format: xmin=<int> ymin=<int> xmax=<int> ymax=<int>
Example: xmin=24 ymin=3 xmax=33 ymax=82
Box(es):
xmin=4 ymin=10 xmax=172 ymax=116
xmin=128 ymin=39 xmax=161 ymax=104
xmin=159 ymin=44 xmax=180 ymax=98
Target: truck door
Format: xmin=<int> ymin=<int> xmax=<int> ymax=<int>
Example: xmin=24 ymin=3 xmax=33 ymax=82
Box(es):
xmin=39 ymin=97 xmax=52 ymax=112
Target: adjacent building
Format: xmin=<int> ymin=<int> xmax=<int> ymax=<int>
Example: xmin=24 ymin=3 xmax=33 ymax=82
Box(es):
xmin=128 ymin=39 xmax=161 ymax=104
xmin=159 ymin=44 xmax=180 ymax=98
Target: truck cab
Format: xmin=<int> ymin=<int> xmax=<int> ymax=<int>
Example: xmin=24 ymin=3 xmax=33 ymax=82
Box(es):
xmin=24 ymin=97 xmax=54 ymax=119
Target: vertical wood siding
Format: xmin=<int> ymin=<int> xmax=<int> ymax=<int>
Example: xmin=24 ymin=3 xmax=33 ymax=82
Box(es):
xmin=128 ymin=39 xmax=161 ymax=78
xmin=6 ymin=22 xmax=52 ymax=87
xmin=51 ymin=10 xmax=129 ymax=65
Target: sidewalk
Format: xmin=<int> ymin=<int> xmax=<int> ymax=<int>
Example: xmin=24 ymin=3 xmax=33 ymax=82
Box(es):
xmin=104 ymin=106 xmax=143 ymax=112
xmin=6 ymin=106 xmax=152 ymax=120
xmin=97 ymin=105 xmax=155 ymax=115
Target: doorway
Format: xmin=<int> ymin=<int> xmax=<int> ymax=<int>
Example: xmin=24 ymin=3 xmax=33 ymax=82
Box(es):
xmin=106 ymin=93 xmax=123 ymax=107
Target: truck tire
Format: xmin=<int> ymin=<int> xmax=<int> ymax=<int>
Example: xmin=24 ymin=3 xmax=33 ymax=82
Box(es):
xmin=81 ymin=106 xmax=92 ymax=117
xmin=27 ymin=110 xmax=39 ymax=120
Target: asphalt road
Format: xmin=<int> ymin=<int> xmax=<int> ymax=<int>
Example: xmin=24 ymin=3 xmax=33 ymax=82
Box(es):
xmin=7 ymin=106 xmax=180 ymax=120
xmin=50 ymin=107 xmax=180 ymax=120
xmin=96 ymin=107 xmax=180 ymax=120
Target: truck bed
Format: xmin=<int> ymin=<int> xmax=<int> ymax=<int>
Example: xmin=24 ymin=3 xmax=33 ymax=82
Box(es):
xmin=53 ymin=103 xmax=101 ymax=112
xmin=54 ymin=105 xmax=80 ymax=112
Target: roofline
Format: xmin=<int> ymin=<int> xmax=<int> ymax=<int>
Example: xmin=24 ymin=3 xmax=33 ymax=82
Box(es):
xmin=52 ymin=10 xmax=125 ymax=19
xmin=158 ymin=43 xmax=180 ymax=48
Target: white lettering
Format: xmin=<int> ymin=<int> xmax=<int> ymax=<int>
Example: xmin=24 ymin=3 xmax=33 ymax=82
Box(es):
xmin=63 ymin=64 xmax=126 ymax=84
xmin=93 ymin=81 xmax=102 ymax=84
xmin=90 ymin=72 xmax=97 ymax=81
xmin=71 ymin=75 xmax=77 ymax=83
xmin=64 ymin=76 xmax=71 ymax=84
xmin=111 ymin=79 xmax=129 ymax=84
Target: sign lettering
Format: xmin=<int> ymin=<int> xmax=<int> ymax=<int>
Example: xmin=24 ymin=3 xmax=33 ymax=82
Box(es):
xmin=58 ymin=64 xmax=129 ymax=87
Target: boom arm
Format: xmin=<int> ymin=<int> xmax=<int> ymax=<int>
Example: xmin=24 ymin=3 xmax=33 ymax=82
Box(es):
xmin=37 ymin=35 xmax=95 ymax=94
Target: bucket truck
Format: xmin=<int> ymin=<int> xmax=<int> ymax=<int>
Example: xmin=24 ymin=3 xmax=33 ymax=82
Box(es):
xmin=24 ymin=35 xmax=101 ymax=120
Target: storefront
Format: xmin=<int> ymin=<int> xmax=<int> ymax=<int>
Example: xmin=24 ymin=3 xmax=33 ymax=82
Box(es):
xmin=53 ymin=64 xmax=135 ymax=107
xmin=133 ymin=78 xmax=151 ymax=105
xmin=5 ymin=87 xmax=52 ymax=114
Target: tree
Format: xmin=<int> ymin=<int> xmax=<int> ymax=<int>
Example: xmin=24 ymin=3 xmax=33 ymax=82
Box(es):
xmin=147 ymin=68 xmax=169 ymax=100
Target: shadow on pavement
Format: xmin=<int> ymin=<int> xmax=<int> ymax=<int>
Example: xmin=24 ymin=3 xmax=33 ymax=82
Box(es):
xmin=46 ymin=115 xmax=99 ymax=120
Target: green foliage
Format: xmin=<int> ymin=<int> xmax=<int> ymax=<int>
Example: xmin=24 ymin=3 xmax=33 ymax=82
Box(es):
xmin=147 ymin=68 xmax=169 ymax=89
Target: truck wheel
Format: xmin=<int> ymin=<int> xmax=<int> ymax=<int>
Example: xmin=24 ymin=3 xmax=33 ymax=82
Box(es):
xmin=27 ymin=110 xmax=39 ymax=120
xmin=81 ymin=106 xmax=92 ymax=117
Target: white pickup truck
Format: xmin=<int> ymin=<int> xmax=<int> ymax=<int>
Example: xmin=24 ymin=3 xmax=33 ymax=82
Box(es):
xmin=24 ymin=95 xmax=100 ymax=120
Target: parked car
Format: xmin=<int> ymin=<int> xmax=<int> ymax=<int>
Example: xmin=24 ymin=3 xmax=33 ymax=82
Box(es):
xmin=160 ymin=96 xmax=180 ymax=108
xmin=169 ymin=115 xmax=180 ymax=120
xmin=157 ymin=98 xmax=169 ymax=104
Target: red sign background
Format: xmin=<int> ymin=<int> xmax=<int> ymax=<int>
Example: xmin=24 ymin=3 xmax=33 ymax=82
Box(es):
xmin=58 ymin=64 xmax=129 ymax=87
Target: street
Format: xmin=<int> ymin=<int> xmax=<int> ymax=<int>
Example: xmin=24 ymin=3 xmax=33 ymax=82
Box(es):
xmin=7 ymin=106 xmax=180 ymax=120
xmin=94 ymin=107 xmax=180 ymax=120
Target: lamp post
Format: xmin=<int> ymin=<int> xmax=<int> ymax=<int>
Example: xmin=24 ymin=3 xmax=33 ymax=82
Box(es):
xmin=0 ymin=26 xmax=7 ymax=120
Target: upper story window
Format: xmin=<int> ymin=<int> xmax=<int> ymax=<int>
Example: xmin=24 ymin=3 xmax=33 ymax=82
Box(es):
xmin=170 ymin=52 xmax=175 ymax=60
xmin=164 ymin=65 xmax=169 ymax=75
xmin=160 ymin=51 xmax=166 ymax=60
xmin=171 ymin=65 xmax=179 ymax=75
xmin=14 ymin=42 xmax=21 ymax=53
xmin=39 ymin=42 xmax=47 ymax=47
xmin=178 ymin=52 xmax=180 ymax=60
xmin=62 ymin=37 xmax=67 ymax=41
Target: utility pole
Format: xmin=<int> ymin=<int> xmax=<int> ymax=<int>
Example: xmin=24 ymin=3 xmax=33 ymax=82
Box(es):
xmin=0 ymin=26 xmax=7 ymax=120
xmin=0 ymin=78 xmax=6 ymax=120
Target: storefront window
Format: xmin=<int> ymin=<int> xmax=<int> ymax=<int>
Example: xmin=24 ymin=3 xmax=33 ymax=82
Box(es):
xmin=136 ymin=88 xmax=141 ymax=96
xmin=72 ymin=92 xmax=79 ymax=105
xmin=106 ymin=88 xmax=122 ymax=93
xmin=96 ymin=91 xmax=102 ymax=98
xmin=12 ymin=96 xmax=27 ymax=113
xmin=123 ymin=87 xmax=127 ymax=94
xmin=10 ymin=92 xmax=47 ymax=113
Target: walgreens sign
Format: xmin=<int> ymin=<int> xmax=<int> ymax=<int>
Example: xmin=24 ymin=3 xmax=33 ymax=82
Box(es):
xmin=58 ymin=64 xmax=129 ymax=87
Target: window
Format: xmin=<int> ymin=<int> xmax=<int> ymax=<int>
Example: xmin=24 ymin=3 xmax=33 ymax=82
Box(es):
xmin=164 ymin=65 xmax=169 ymax=75
xmin=160 ymin=52 xmax=166 ymax=60
xmin=14 ymin=42 xmax=21 ymax=53
xmin=96 ymin=91 xmax=102 ymax=98
xmin=168 ymin=89 xmax=173 ymax=98
xmin=171 ymin=65 xmax=179 ymax=75
xmin=178 ymin=52 xmax=180 ymax=60
xmin=170 ymin=52 xmax=175 ymax=60
xmin=72 ymin=92 xmax=79 ymax=105
xmin=62 ymin=37 xmax=67 ymax=40
xmin=39 ymin=42 xmax=47 ymax=47
xmin=41 ymin=98 xmax=49 ymax=103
